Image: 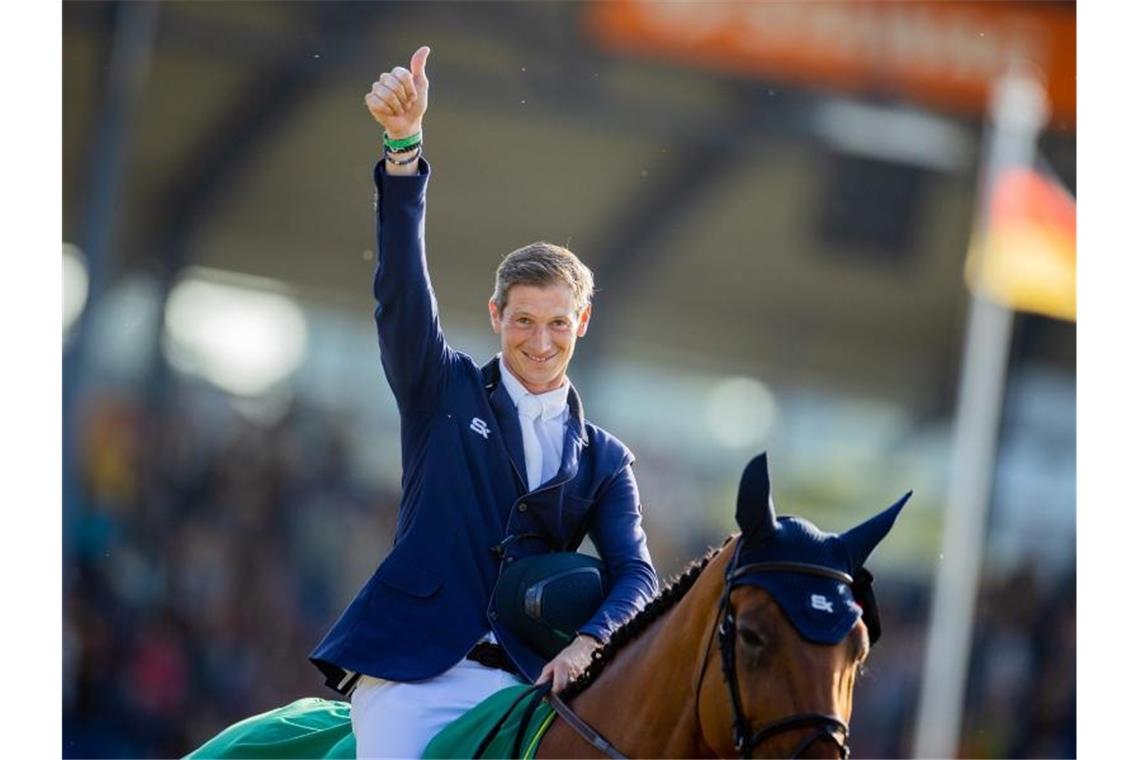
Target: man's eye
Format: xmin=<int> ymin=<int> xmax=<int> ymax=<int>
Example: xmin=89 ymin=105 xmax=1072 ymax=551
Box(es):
xmin=516 ymin=318 xmax=531 ymax=326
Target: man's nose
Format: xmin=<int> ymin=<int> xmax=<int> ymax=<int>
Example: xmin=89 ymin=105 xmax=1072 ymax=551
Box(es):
xmin=532 ymin=328 xmax=552 ymax=352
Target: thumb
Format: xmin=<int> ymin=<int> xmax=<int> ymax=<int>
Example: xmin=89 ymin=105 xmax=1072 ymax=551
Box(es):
xmin=410 ymin=45 xmax=430 ymax=80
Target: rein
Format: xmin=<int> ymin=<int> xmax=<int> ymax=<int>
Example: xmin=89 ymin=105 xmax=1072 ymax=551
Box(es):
xmin=548 ymin=693 xmax=628 ymax=759
xmin=472 ymin=682 xmax=628 ymax=760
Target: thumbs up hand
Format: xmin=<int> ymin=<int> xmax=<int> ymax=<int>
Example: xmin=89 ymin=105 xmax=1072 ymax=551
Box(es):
xmin=365 ymin=45 xmax=430 ymax=139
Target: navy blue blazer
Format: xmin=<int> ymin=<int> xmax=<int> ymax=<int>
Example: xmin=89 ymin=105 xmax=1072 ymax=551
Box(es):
xmin=310 ymin=159 xmax=658 ymax=690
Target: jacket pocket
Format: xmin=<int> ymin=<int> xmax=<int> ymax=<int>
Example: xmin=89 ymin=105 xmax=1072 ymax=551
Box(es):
xmin=376 ymin=557 xmax=443 ymax=598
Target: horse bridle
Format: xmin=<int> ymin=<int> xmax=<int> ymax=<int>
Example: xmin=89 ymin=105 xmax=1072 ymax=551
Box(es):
xmin=694 ymin=540 xmax=854 ymax=758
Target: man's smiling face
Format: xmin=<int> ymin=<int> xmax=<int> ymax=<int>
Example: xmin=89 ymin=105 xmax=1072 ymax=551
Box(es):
xmin=489 ymin=283 xmax=591 ymax=394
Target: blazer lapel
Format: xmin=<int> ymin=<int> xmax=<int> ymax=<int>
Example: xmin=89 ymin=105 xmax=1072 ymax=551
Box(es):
xmin=554 ymin=380 xmax=588 ymax=483
xmin=481 ymin=357 xmax=528 ymax=491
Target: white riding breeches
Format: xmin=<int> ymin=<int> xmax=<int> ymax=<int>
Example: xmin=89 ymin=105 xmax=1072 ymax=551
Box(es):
xmin=350 ymin=656 xmax=526 ymax=759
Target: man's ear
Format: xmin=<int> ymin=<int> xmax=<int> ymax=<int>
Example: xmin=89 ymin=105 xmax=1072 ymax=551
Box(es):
xmin=576 ymin=303 xmax=592 ymax=337
xmin=488 ymin=299 xmax=503 ymax=334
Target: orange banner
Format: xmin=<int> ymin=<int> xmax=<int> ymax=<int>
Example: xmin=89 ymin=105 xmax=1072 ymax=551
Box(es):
xmin=583 ymin=1 xmax=1075 ymax=126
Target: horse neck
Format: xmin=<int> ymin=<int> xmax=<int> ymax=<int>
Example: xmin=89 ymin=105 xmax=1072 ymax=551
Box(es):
xmin=541 ymin=539 xmax=737 ymax=758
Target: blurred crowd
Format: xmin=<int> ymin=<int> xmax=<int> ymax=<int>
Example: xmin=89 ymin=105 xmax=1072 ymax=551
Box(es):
xmin=63 ymin=387 xmax=400 ymax=757
xmin=63 ymin=388 xmax=1074 ymax=758
xmin=851 ymin=569 xmax=1075 ymax=758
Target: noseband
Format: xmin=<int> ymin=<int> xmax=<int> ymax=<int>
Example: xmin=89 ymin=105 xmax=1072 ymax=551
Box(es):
xmin=696 ymin=542 xmax=854 ymax=758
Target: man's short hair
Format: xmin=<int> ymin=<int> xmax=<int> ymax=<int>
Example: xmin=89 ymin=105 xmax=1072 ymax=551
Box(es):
xmin=491 ymin=242 xmax=595 ymax=315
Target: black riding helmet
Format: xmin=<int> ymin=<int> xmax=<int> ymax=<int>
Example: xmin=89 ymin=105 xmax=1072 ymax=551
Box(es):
xmin=492 ymin=552 xmax=609 ymax=660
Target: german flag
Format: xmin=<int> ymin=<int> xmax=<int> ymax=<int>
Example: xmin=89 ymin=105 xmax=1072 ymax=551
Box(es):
xmin=965 ymin=166 xmax=1076 ymax=322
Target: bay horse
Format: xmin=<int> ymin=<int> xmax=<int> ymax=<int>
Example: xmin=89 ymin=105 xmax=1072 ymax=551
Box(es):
xmin=188 ymin=453 xmax=909 ymax=759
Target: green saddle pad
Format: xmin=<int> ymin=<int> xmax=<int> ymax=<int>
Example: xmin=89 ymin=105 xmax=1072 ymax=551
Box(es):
xmin=184 ymin=686 xmax=555 ymax=759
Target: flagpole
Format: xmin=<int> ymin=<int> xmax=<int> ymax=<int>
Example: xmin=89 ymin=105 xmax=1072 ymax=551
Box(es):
xmin=913 ymin=67 xmax=1049 ymax=759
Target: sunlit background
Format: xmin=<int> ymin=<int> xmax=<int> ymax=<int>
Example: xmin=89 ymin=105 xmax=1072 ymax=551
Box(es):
xmin=62 ymin=2 xmax=1075 ymax=757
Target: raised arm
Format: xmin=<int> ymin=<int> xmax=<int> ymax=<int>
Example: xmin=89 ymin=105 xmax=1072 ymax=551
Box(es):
xmin=363 ymin=47 xmax=450 ymax=409
xmin=366 ymin=46 xmax=430 ymax=177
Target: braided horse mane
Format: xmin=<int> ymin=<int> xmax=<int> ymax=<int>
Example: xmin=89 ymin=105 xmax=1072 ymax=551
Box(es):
xmin=560 ymin=535 xmax=734 ymax=702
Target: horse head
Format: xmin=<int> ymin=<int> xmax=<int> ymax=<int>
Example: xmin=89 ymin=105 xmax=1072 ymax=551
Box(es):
xmin=696 ymin=454 xmax=910 ymax=758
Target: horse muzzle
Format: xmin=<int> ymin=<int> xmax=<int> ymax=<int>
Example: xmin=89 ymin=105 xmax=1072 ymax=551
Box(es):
xmin=738 ymin=712 xmax=850 ymax=758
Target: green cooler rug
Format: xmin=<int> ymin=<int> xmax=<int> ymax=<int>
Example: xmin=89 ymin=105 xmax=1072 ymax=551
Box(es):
xmin=184 ymin=685 xmax=555 ymax=759
xmin=184 ymin=698 xmax=355 ymax=759
xmin=424 ymin=684 xmax=555 ymax=759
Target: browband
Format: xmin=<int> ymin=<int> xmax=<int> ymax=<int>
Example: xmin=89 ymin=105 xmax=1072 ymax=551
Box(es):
xmin=728 ymin=561 xmax=854 ymax=586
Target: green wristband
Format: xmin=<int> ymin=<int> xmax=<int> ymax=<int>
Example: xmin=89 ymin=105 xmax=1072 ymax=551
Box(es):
xmin=383 ymin=131 xmax=423 ymax=152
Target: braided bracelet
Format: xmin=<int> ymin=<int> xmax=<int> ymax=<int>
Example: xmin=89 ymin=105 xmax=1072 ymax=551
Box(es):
xmin=383 ymin=131 xmax=423 ymax=152
xmin=385 ymin=145 xmax=422 ymax=166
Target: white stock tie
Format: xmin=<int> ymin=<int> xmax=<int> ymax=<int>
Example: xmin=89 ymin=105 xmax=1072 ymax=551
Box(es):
xmin=517 ymin=394 xmax=545 ymax=491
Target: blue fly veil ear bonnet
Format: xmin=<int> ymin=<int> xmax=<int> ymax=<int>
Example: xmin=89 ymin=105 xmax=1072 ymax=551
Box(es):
xmin=705 ymin=453 xmax=912 ymax=757
xmin=728 ymin=453 xmax=911 ymax=646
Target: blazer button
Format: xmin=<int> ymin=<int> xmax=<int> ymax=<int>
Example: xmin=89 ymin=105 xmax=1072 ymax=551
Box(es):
xmin=518 ymin=502 xmax=528 ymax=513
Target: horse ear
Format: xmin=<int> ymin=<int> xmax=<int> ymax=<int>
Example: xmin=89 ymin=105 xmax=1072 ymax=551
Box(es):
xmin=736 ymin=453 xmax=778 ymax=540
xmin=840 ymin=491 xmax=912 ymax=568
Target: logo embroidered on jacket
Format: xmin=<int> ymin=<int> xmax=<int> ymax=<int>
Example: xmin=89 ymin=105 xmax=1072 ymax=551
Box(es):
xmin=810 ymin=594 xmax=834 ymax=613
xmin=470 ymin=417 xmax=491 ymax=439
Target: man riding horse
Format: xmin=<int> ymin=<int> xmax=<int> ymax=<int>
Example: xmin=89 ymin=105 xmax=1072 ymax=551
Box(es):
xmin=308 ymin=45 xmax=659 ymax=758
xmin=190 ymin=453 xmax=912 ymax=759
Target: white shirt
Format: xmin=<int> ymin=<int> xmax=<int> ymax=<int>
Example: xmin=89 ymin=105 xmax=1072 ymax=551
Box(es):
xmin=498 ymin=356 xmax=569 ymax=491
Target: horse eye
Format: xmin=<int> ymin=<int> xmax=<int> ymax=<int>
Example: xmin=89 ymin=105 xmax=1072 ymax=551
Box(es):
xmin=739 ymin=627 xmax=767 ymax=650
